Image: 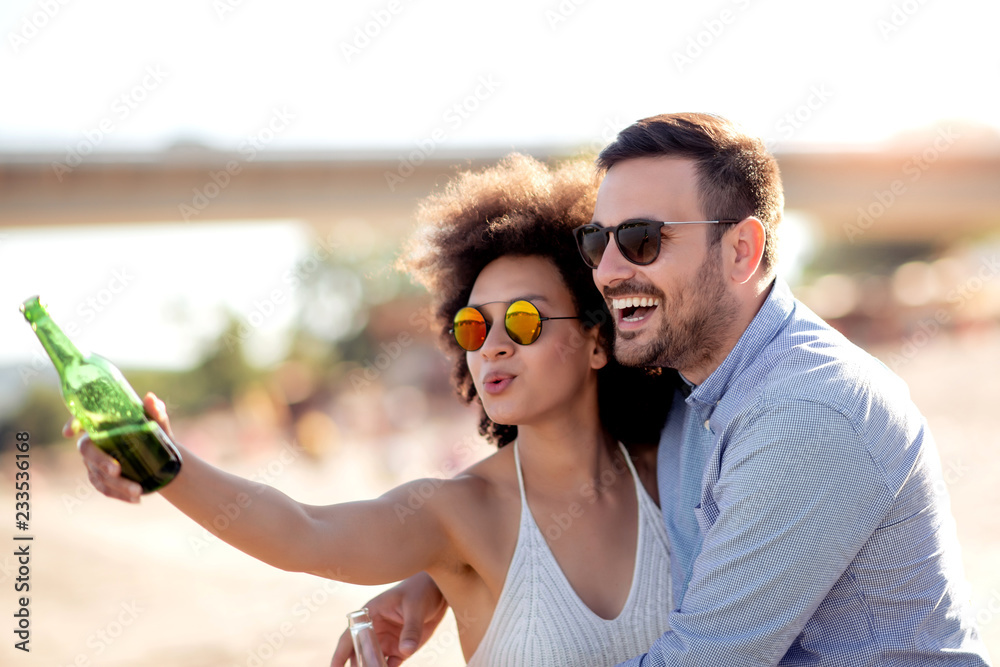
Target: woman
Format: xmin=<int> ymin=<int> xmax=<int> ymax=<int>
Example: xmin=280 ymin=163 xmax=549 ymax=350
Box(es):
xmin=73 ymin=154 xmax=679 ymax=665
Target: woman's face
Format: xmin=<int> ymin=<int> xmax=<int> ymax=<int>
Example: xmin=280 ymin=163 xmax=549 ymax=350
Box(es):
xmin=464 ymin=255 xmax=607 ymax=429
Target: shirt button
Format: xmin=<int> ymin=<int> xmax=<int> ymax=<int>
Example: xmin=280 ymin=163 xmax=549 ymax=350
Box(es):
xmin=704 ymin=419 xmax=711 ymax=431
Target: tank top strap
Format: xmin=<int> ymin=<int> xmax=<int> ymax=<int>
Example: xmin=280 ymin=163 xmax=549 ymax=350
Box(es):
xmin=616 ymin=441 xmax=640 ymax=482
xmin=617 ymin=442 xmax=662 ymax=520
xmin=512 ymin=440 xmax=529 ymax=507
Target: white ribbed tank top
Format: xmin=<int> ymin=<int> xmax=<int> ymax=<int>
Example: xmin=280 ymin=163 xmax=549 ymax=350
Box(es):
xmin=466 ymin=442 xmax=672 ymax=666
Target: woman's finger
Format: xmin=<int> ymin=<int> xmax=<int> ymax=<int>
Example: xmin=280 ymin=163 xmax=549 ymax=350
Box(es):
xmin=142 ymin=392 xmax=174 ymax=439
xmin=62 ymin=418 xmax=80 ymax=438
xmin=329 ymin=627 xmax=357 ymax=667
xmin=79 ymin=437 xmax=118 ymax=472
xmin=79 ymin=438 xmax=142 ymax=503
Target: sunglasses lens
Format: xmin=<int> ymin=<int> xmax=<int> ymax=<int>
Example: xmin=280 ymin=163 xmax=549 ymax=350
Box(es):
xmin=616 ymin=221 xmax=659 ymax=264
xmin=505 ymin=300 xmax=542 ymax=345
xmin=453 ymin=307 xmax=487 ymax=351
xmin=575 ymin=226 xmax=607 ymax=269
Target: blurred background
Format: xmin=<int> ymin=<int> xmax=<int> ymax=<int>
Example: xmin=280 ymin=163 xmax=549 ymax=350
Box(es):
xmin=1 ymin=0 xmax=998 ymax=665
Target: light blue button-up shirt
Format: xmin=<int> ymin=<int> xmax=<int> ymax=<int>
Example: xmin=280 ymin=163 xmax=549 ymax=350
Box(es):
xmin=621 ymin=278 xmax=991 ymax=667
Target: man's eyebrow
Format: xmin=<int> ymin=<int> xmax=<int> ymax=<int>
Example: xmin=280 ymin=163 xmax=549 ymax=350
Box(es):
xmin=588 ymin=217 xmax=664 ymax=227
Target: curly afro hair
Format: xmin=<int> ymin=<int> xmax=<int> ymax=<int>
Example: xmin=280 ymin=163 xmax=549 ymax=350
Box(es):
xmin=399 ymin=153 xmax=679 ymax=448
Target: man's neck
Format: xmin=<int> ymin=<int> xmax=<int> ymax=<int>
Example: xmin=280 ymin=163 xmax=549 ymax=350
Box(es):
xmin=679 ymin=277 xmax=774 ymax=386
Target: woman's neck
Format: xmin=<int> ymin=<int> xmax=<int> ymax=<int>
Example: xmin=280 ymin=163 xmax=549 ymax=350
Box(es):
xmin=514 ymin=418 xmax=622 ymax=497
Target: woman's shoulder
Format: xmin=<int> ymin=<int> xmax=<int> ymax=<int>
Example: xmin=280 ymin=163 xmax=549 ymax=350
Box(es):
xmin=391 ymin=445 xmax=518 ymax=528
xmin=440 ymin=445 xmax=520 ymax=509
xmin=421 ymin=446 xmax=522 ymax=586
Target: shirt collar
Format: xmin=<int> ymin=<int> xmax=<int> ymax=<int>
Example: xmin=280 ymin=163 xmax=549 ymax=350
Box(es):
xmin=686 ymin=277 xmax=795 ymax=408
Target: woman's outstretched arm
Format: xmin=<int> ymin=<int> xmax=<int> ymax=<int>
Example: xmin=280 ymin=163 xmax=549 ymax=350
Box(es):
xmin=73 ymin=393 xmax=455 ymax=586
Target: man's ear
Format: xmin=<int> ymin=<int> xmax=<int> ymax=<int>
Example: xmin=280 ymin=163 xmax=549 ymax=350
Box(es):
xmin=727 ymin=216 xmax=766 ymax=285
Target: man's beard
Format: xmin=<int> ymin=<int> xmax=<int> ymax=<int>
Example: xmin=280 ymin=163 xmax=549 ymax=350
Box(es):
xmin=613 ymin=246 xmax=740 ymax=371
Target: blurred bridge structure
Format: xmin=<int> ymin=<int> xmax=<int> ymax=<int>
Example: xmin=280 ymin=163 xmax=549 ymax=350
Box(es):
xmin=2 ymin=130 xmax=998 ymax=248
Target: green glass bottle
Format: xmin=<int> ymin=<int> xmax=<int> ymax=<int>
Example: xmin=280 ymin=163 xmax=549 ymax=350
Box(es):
xmin=20 ymin=296 xmax=182 ymax=493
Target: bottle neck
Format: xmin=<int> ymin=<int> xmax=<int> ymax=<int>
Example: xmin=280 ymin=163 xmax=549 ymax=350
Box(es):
xmin=347 ymin=609 xmax=387 ymax=667
xmin=21 ymin=297 xmax=84 ymax=375
xmin=347 ymin=609 xmax=374 ymax=630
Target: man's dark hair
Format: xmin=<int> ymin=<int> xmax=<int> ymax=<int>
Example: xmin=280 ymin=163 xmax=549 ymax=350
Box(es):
xmin=598 ymin=112 xmax=784 ymax=273
xmin=400 ymin=153 xmax=678 ymax=448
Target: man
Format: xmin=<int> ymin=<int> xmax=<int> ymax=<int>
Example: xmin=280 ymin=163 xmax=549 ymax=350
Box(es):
xmin=333 ymin=113 xmax=991 ymax=666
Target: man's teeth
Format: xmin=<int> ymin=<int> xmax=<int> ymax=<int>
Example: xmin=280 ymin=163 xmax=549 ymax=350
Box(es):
xmin=612 ymin=297 xmax=661 ymax=310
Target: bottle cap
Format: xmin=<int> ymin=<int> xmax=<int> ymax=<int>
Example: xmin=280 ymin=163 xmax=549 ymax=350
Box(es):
xmin=20 ymin=295 xmax=47 ymax=330
xmin=347 ymin=608 xmax=373 ymax=626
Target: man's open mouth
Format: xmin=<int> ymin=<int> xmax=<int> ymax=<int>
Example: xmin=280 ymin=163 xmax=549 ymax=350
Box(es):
xmin=612 ymin=296 xmax=660 ymax=323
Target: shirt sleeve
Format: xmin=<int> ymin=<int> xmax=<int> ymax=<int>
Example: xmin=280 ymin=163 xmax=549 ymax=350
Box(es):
xmin=617 ymin=399 xmax=895 ymax=667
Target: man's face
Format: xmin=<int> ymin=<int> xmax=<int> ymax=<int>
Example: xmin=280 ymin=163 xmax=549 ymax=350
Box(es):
xmin=591 ymin=156 xmax=739 ymax=373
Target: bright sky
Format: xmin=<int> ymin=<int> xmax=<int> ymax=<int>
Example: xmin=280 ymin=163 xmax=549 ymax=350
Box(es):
xmin=2 ymin=0 xmax=998 ymax=152
xmin=3 ymin=222 xmax=311 ymax=370
xmin=2 ymin=0 xmax=998 ymax=371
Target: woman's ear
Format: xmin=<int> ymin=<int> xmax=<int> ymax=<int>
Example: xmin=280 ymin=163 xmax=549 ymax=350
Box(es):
xmin=590 ymin=327 xmax=609 ymax=370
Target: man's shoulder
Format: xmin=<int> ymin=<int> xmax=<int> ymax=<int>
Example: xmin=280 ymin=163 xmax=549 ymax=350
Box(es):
xmin=723 ymin=299 xmax=929 ymax=480
xmin=732 ymin=298 xmax=916 ymax=434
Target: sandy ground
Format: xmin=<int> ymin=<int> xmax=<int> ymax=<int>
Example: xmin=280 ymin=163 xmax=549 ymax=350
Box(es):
xmin=1 ymin=328 xmax=997 ymax=666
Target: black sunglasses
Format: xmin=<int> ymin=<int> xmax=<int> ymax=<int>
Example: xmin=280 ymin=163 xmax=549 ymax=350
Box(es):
xmin=572 ymin=219 xmax=738 ymax=269
xmin=449 ymin=299 xmax=579 ymax=351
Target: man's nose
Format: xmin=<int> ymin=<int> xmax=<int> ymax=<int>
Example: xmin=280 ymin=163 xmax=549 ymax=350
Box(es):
xmin=594 ymin=233 xmax=635 ymax=290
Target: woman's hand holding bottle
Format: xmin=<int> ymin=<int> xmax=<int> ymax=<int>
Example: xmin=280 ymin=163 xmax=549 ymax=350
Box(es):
xmin=65 ymin=392 xmax=174 ymax=504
